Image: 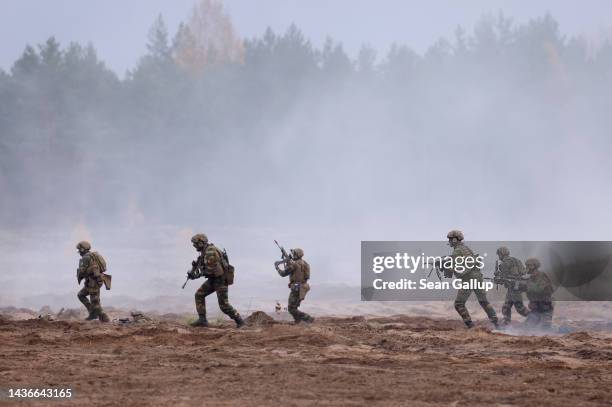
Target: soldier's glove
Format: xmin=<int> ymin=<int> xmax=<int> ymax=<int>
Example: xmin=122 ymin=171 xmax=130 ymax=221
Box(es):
xmin=187 ymin=270 xmax=197 ymax=280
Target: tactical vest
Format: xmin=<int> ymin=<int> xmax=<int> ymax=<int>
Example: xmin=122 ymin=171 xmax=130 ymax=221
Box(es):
xmin=199 ymin=244 xmax=229 ymax=280
xmin=452 ymin=243 xmax=480 ymax=278
xmin=499 ymin=256 xmax=525 ymax=277
xmin=526 ymin=271 xmax=554 ymax=302
xmin=80 ymin=253 xmax=102 ymax=277
xmin=289 ymin=259 xmax=310 ymax=285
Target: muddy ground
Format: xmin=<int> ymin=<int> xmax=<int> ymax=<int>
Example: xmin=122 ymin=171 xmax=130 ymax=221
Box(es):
xmin=1 ymin=312 xmax=612 ymax=407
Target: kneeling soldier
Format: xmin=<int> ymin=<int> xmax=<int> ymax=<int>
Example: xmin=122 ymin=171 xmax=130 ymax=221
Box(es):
xmin=523 ymin=258 xmax=555 ymax=329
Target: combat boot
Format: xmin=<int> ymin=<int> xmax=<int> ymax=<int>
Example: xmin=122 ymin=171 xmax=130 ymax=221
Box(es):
xmin=84 ymin=304 xmax=96 ymax=320
xmin=234 ymin=315 xmax=245 ymax=328
xmin=98 ymin=312 xmax=110 ymax=323
xmin=190 ymin=315 xmax=209 ymax=327
xmin=85 ymin=307 xmax=98 ymax=320
xmin=302 ymin=315 xmax=315 ymax=324
xmin=464 ymin=320 xmax=475 ymax=329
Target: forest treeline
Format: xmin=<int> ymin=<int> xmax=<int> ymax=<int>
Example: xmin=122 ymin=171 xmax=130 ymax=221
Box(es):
xmin=1 ymin=1 xmax=611 ymax=228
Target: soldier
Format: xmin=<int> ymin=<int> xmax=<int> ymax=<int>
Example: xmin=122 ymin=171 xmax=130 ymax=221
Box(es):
xmin=76 ymin=241 xmax=109 ymax=322
xmin=523 ymin=258 xmax=554 ymax=329
xmin=187 ymin=234 xmax=244 ymax=328
xmin=447 ymin=230 xmax=498 ymax=329
xmin=496 ymin=246 xmax=529 ymax=325
xmin=275 ymin=248 xmax=314 ymax=324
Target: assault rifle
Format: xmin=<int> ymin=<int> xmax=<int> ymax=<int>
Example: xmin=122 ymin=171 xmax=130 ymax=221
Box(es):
xmin=484 ymin=273 xmax=531 ymax=291
xmin=424 ymin=256 xmax=454 ymax=281
xmin=274 ymin=240 xmax=292 ymax=274
xmin=181 ymin=261 xmax=201 ymax=289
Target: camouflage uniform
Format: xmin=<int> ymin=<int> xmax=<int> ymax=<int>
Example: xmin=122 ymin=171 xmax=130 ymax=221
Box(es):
xmin=447 ymin=230 xmax=498 ymax=328
xmin=524 ymin=258 xmax=554 ymax=329
xmin=277 ymin=248 xmax=313 ymax=323
xmin=189 ymin=234 xmax=243 ymax=327
xmin=76 ymin=241 xmax=109 ymax=322
xmin=497 ymin=248 xmax=529 ymax=324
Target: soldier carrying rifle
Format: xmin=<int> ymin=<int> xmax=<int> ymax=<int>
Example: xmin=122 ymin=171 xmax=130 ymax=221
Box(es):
xmin=495 ymin=246 xmax=529 ymax=325
xmin=185 ymin=233 xmax=244 ymax=328
xmin=76 ymin=241 xmax=111 ymax=322
xmin=274 ymin=241 xmax=314 ymax=324
xmin=446 ymin=230 xmax=499 ymax=329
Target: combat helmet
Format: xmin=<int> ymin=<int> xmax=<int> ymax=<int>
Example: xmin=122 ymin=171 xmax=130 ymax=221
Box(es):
xmin=76 ymin=241 xmax=91 ymax=251
xmin=291 ymin=248 xmax=304 ymax=259
xmin=525 ymin=258 xmax=541 ymax=269
xmin=446 ymin=230 xmax=464 ymax=241
xmin=191 ymin=234 xmax=208 ymax=245
xmin=496 ymin=246 xmax=510 ymax=258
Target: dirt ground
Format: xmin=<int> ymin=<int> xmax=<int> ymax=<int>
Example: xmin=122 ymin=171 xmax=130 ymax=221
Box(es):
xmin=1 ymin=312 xmax=612 ymax=407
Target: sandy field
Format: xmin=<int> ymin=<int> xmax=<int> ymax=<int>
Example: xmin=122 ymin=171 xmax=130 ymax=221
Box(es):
xmin=1 ymin=308 xmax=612 ymax=407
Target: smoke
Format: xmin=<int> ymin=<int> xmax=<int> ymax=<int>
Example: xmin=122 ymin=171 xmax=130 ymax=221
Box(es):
xmin=1 ymin=11 xmax=612 ymax=310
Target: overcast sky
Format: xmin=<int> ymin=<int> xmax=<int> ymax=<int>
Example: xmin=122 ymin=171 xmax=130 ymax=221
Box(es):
xmin=1 ymin=1 xmax=612 ymax=75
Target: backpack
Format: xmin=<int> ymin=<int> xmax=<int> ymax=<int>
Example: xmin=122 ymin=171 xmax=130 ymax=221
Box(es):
xmin=510 ymin=257 xmax=525 ymax=276
xmin=89 ymin=251 xmax=112 ymax=290
xmin=89 ymin=251 xmax=107 ymax=273
xmin=221 ymin=248 xmax=235 ymax=285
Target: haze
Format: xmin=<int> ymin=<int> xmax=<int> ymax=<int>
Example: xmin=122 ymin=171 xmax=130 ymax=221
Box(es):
xmin=1 ymin=1 xmax=611 ymax=313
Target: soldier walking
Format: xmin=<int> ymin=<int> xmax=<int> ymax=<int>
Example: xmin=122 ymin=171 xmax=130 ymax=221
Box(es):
xmin=275 ymin=248 xmax=314 ymax=324
xmin=187 ymin=234 xmax=244 ymax=328
xmin=447 ymin=230 xmax=498 ymax=329
xmin=76 ymin=241 xmax=110 ymax=322
xmin=496 ymin=246 xmax=529 ymax=325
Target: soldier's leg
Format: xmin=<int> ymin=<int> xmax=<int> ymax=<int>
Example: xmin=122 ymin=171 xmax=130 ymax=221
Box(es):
xmin=288 ymin=290 xmax=307 ymax=323
xmin=501 ymin=290 xmax=513 ymax=324
xmin=77 ymin=286 xmax=92 ymax=316
xmin=88 ymin=283 xmax=108 ymax=322
xmin=524 ymin=312 xmax=535 ymax=326
xmin=474 ymin=287 xmax=498 ymax=326
xmin=510 ymin=289 xmax=529 ymax=317
xmin=514 ymin=300 xmax=529 ymax=317
xmin=540 ymin=303 xmax=553 ymax=329
xmin=215 ymin=286 xmax=244 ymax=327
xmin=454 ymin=288 xmax=473 ymax=328
xmin=195 ymin=280 xmax=214 ymax=315
xmin=524 ymin=306 xmax=541 ymax=328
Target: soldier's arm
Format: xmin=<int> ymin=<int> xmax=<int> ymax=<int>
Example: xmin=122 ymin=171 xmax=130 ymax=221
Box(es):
xmin=303 ymin=262 xmax=310 ymax=281
xmin=540 ymin=274 xmax=554 ymax=296
xmin=278 ymin=260 xmax=294 ymax=277
xmin=77 ymin=255 xmax=92 ymax=280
